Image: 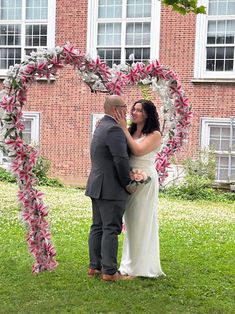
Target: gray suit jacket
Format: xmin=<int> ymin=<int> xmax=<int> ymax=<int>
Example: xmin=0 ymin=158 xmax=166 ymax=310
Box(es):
xmin=85 ymin=115 xmax=130 ymax=200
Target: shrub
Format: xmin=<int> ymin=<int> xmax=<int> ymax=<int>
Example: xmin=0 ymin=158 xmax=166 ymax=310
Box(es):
xmin=0 ymin=167 xmax=16 ymax=183
xmin=161 ymin=149 xmax=235 ymax=202
xmin=0 ymin=156 xmax=63 ymax=187
xmin=32 ymin=156 xmax=64 ymax=187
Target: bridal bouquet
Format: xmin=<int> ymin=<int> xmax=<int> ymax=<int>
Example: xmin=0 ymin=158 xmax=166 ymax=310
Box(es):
xmin=129 ymin=168 xmax=151 ymax=187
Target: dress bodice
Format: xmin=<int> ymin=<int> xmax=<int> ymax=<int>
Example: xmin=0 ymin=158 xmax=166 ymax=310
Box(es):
xmin=129 ymin=136 xmax=159 ymax=171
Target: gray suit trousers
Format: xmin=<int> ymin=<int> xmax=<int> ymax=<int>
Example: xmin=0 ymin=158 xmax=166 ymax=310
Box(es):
xmin=88 ymin=198 xmax=126 ymax=275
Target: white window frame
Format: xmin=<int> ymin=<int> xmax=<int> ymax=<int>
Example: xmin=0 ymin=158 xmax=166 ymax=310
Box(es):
xmin=0 ymin=0 xmax=56 ymax=77
xmin=194 ymin=0 xmax=235 ymax=80
xmin=0 ymin=111 xmax=40 ymax=165
xmin=22 ymin=111 xmax=40 ymax=145
xmin=91 ymin=113 xmax=104 ymax=136
xmin=87 ymin=0 xmax=161 ymax=64
xmin=200 ymin=117 xmax=235 ymax=182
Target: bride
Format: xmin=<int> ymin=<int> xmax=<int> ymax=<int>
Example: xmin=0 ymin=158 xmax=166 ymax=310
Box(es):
xmin=116 ymin=99 xmax=165 ymax=278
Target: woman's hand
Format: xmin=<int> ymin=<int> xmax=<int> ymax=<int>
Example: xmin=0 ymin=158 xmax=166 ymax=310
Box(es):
xmin=115 ymin=109 xmax=128 ymax=130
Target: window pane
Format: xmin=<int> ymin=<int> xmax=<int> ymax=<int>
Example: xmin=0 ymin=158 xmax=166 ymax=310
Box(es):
xmin=216 ymin=60 xmax=224 ymax=71
xmin=216 ymin=47 xmax=224 ymax=59
xmin=33 ymin=25 xmax=40 ymax=35
xmin=41 ymin=8 xmax=47 ymax=19
xmin=210 ymin=126 xmax=220 ymax=138
xmin=226 ymin=47 xmax=234 ymax=59
xmin=127 ymin=0 xmax=151 ymax=17
xmin=135 ymin=5 xmax=143 ymax=17
xmin=0 ymin=24 xmax=21 ymax=46
xmin=0 ymin=0 xmax=22 ymax=20
xmin=25 ymin=48 xmax=37 ymax=56
xmin=125 ymin=47 xmax=150 ymax=63
xmin=127 ymin=5 xmax=135 ymax=17
xmin=207 ymin=47 xmax=215 ymax=59
xmin=22 ymin=133 xmax=31 ymax=144
xmin=0 ymin=25 xmax=7 ymax=45
xmin=26 ymin=0 xmax=48 ymax=19
xmin=228 ymin=1 xmax=235 ymax=14
xmin=222 ymin=127 xmax=230 ymax=139
xmin=23 ymin=120 xmax=32 ymax=132
xmin=25 ymin=24 xmax=47 ymax=47
xmin=107 ymin=7 xmax=114 ymax=18
xmin=97 ymin=48 xmax=121 ymax=67
xmin=207 ymin=34 xmax=215 ymax=44
xmin=97 ymin=34 xmax=105 ymax=45
xmin=206 ymin=59 xmax=215 ymax=71
xmin=231 ymin=170 xmax=235 ymax=181
xmin=208 ymin=2 xmax=217 ymax=15
xmin=97 ymin=23 xmax=121 ymax=46
xmin=98 ymin=0 xmax=122 ymax=18
xmin=0 ymin=48 xmax=21 ymax=69
xmin=33 ymin=36 xmax=39 ymax=46
xmin=134 ymin=48 xmax=141 ymax=59
xmin=217 ymin=20 xmax=225 ymax=32
xmin=218 ymin=1 xmax=227 ymax=15
xmin=210 ymin=138 xmax=220 ymax=150
xmin=219 ymin=168 xmax=229 ymax=180
xmin=26 ymin=8 xmax=34 ymax=18
xmin=220 ymin=156 xmax=229 ymax=167
xmin=226 ymin=20 xmax=235 ymax=44
xmin=41 ymin=25 xmax=47 ymax=35
xmin=221 ymin=140 xmax=230 ymax=150
xmin=40 ymin=35 xmax=47 ymax=46
xmin=216 ymin=155 xmax=229 ymax=181
xmin=144 ymin=4 xmax=151 ymax=17
xmin=208 ymin=0 xmax=235 ymax=15
xmin=126 ymin=22 xmax=150 ymax=46
xmin=143 ymin=48 xmax=150 ymax=59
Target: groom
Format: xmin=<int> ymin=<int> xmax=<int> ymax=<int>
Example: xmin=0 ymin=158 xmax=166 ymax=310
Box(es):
xmin=85 ymin=95 xmax=134 ymax=281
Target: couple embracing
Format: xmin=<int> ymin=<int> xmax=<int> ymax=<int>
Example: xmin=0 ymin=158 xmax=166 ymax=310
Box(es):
xmin=85 ymin=95 xmax=165 ymax=281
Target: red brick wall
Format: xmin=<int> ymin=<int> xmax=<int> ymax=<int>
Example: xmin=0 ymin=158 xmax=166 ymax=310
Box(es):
xmin=1 ymin=2 xmax=234 ymax=185
xmin=160 ymin=7 xmax=235 ymax=159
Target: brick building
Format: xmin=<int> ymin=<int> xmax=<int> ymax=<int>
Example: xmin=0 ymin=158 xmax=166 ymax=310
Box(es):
xmin=0 ymin=0 xmax=234 ymax=185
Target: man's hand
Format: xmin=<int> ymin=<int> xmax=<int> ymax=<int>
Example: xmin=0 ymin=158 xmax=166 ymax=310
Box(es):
xmin=125 ymin=184 xmax=137 ymax=194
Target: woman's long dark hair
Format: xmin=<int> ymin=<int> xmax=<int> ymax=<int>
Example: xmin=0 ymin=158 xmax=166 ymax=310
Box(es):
xmin=129 ymin=99 xmax=160 ymax=136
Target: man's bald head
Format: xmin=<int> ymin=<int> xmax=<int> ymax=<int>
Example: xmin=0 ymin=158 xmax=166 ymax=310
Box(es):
xmin=104 ymin=95 xmax=126 ymax=114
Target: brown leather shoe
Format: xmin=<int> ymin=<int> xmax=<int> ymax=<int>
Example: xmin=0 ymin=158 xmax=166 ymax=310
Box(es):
xmin=87 ymin=268 xmax=101 ymax=277
xmin=101 ymin=272 xmax=133 ymax=281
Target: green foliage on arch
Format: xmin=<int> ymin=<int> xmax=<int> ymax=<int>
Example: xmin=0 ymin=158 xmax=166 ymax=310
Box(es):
xmin=163 ymin=0 xmax=207 ymax=15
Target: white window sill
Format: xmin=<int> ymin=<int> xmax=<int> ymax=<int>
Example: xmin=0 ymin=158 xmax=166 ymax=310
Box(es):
xmin=0 ymin=75 xmax=56 ymax=82
xmin=192 ymin=78 xmax=235 ymax=83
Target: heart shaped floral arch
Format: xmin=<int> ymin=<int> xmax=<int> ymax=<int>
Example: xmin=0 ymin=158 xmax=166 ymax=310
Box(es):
xmin=0 ymin=43 xmax=192 ymax=273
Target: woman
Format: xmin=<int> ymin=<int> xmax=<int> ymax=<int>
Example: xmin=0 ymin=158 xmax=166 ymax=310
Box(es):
xmin=116 ymin=99 xmax=165 ymax=278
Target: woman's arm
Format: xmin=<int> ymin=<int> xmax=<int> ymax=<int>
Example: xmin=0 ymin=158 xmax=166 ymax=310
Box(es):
xmin=123 ymin=128 xmax=161 ymax=156
xmin=116 ymin=111 xmax=161 ymax=156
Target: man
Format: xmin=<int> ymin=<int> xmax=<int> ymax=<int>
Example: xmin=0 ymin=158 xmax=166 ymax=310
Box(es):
xmin=85 ymin=95 xmax=134 ymax=281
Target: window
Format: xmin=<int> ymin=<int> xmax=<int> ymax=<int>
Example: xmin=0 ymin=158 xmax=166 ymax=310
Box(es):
xmin=87 ymin=0 xmax=160 ymax=67
xmin=0 ymin=111 xmax=40 ymax=164
xmin=194 ymin=0 xmax=235 ymax=79
xmin=201 ymin=117 xmax=235 ymax=182
xmin=0 ymin=0 xmax=56 ymax=75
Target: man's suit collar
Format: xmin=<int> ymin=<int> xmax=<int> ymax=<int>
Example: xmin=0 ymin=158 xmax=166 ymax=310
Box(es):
xmin=103 ymin=114 xmax=118 ymax=123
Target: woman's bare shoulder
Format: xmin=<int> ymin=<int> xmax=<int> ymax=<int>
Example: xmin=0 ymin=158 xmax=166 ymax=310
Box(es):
xmin=146 ymin=131 xmax=161 ymax=139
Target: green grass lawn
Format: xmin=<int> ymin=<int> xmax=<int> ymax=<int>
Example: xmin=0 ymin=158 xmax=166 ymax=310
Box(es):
xmin=0 ymin=182 xmax=234 ymax=314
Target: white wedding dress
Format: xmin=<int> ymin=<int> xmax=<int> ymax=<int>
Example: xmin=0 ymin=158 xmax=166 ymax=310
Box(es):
xmin=119 ymin=137 xmax=165 ymax=278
